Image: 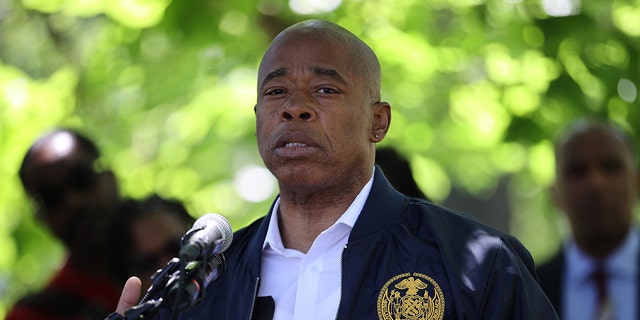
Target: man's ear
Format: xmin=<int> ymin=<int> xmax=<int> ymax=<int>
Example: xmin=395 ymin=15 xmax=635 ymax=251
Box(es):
xmin=370 ymin=101 xmax=391 ymax=142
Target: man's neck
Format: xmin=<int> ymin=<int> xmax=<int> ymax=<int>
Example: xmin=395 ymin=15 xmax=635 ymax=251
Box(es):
xmin=277 ymin=172 xmax=372 ymax=252
xmin=578 ymin=228 xmax=630 ymax=260
xmin=277 ymin=193 xmax=356 ymax=253
xmin=275 ymin=164 xmax=374 ymax=252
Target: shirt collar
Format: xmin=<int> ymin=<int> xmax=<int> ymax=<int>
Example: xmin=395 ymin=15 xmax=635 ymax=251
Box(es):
xmin=262 ymin=170 xmax=375 ymax=252
xmin=565 ymin=227 xmax=639 ymax=283
xmin=608 ymin=227 xmax=638 ymax=280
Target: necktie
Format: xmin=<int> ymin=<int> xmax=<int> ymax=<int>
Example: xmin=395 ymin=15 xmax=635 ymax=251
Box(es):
xmin=591 ymin=264 xmax=614 ymax=320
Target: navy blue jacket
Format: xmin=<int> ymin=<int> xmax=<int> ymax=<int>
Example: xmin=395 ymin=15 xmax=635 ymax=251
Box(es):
xmin=164 ymin=167 xmax=557 ymax=319
xmin=535 ymin=250 xmax=564 ymax=317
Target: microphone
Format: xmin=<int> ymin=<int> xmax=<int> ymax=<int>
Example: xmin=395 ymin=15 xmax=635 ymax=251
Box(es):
xmin=165 ymin=213 xmax=233 ymax=313
xmin=164 ymin=254 xmax=226 ymax=311
xmin=179 ymin=213 xmax=233 ymax=261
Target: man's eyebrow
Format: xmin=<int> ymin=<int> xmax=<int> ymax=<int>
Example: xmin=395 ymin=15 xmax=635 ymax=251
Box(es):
xmin=260 ymin=67 xmax=348 ymax=89
xmin=312 ymin=67 xmax=347 ymax=84
xmin=262 ymin=68 xmax=288 ymax=88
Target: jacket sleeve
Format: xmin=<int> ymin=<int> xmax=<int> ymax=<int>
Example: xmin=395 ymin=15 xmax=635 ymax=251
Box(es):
xmin=476 ymin=238 xmax=559 ymax=319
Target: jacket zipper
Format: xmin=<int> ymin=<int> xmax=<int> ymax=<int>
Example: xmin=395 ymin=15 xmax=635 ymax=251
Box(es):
xmin=335 ymin=244 xmax=348 ymax=320
xmin=248 ymin=276 xmax=260 ymax=320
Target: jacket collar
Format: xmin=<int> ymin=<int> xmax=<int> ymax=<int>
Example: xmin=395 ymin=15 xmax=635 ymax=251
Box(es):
xmin=349 ymin=165 xmax=407 ymax=242
xmin=244 ymin=166 xmax=406 ymax=266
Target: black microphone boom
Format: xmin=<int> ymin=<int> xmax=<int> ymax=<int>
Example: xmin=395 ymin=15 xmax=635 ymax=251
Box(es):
xmin=168 ymin=213 xmax=233 ymax=316
xmin=179 ymin=213 xmax=233 ymax=261
xmin=164 ymin=254 xmax=226 ymax=311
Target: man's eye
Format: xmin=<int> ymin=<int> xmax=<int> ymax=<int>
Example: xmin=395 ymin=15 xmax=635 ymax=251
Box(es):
xmin=602 ymin=160 xmax=623 ymax=174
xmin=564 ymin=164 xmax=586 ymax=179
xmin=265 ymin=88 xmax=285 ymax=95
xmin=318 ymin=87 xmax=338 ymax=94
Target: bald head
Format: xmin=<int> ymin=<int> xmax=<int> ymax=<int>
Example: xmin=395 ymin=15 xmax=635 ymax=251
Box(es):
xmin=555 ymin=118 xmax=636 ymax=166
xmin=259 ymin=19 xmax=382 ymax=102
xmin=20 ymin=129 xmax=100 ymax=193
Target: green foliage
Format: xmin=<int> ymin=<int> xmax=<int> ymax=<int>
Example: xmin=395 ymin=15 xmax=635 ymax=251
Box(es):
xmin=1 ymin=0 xmax=639 ymax=315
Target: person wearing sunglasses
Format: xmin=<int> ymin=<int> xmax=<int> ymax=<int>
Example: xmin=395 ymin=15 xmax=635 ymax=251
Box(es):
xmin=7 ymin=128 xmax=123 ymax=320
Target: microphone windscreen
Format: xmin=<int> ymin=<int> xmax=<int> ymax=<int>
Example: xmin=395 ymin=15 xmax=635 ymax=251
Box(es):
xmin=194 ymin=213 xmax=233 ymax=253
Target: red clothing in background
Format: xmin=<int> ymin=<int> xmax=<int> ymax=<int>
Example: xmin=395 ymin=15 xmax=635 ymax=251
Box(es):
xmin=6 ymin=258 xmax=121 ymax=320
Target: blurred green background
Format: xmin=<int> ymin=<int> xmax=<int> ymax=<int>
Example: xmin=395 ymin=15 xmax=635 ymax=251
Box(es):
xmin=1 ymin=0 xmax=639 ymax=315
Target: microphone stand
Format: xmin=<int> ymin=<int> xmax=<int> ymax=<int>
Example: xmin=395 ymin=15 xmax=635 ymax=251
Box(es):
xmin=106 ymin=254 xmax=225 ymax=320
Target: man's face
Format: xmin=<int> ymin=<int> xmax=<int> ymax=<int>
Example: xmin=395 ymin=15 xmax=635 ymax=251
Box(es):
xmin=554 ymin=127 xmax=639 ymax=245
xmin=24 ymin=134 xmax=118 ymax=255
xmin=255 ymin=33 xmax=380 ymax=193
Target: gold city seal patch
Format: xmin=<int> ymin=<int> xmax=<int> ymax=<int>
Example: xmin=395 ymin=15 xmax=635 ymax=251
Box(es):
xmin=377 ymin=272 xmax=445 ymax=320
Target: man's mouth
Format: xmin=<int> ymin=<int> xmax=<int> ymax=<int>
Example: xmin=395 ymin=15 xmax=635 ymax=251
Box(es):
xmin=284 ymin=142 xmax=309 ymax=147
xmin=274 ymin=140 xmax=317 ymax=158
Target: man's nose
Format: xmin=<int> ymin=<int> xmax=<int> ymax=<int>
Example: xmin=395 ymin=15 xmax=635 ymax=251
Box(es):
xmin=281 ymin=92 xmax=315 ymax=121
xmin=585 ymin=168 xmax=610 ymax=190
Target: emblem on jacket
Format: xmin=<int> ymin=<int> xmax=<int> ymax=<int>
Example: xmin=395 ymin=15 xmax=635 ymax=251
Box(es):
xmin=377 ymin=272 xmax=444 ymax=320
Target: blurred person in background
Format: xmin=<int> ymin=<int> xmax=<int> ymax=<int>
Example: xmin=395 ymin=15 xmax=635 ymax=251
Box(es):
xmin=537 ymin=118 xmax=640 ymax=320
xmin=108 ymin=194 xmax=195 ymax=297
xmin=7 ymin=128 xmax=123 ymax=320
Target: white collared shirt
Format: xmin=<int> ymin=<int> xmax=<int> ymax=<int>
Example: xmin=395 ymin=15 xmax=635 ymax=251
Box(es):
xmin=563 ymin=227 xmax=638 ymax=320
xmin=258 ymin=172 xmax=374 ymax=320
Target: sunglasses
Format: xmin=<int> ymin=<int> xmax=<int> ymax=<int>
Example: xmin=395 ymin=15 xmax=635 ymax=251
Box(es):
xmin=32 ymin=164 xmax=102 ymax=212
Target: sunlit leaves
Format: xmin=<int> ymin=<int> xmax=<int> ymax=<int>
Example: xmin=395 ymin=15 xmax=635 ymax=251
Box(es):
xmin=219 ymin=11 xmax=250 ymax=36
xmin=449 ymin=81 xmax=510 ymax=149
xmin=522 ymin=25 xmax=545 ymax=48
xmin=109 ymin=0 xmax=171 ymax=28
xmin=520 ymin=50 xmax=559 ymax=93
xmin=486 ymin=44 xmax=520 ymax=85
xmin=612 ymin=0 xmax=640 ymax=37
xmin=491 ymin=142 xmax=527 ymax=173
xmin=403 ymin=122 xmax=435 ymax=153
xmin=557 ymin=39 xmax=607 ymax=107
xmin=374 ymin=30 xmax=438 ymax=83
xmin=1 ymin=66 xmax=77 ymax=130
xmin=527 ymin=139 xmax=555 ymax=187
xmin=607 ymin=97 xmax=632 ymax=126
xmin=23 ymin=0 xmax=172 ymax=28
xmin=585 ymin=40 xmax=629 ymax=68
xmin=155 ymin=166 xmax=201 ymax=199
xmin=503 ymin=85 xmax=540 ymax=116
xmin=411 ymin=155 xmax=451 ymax=202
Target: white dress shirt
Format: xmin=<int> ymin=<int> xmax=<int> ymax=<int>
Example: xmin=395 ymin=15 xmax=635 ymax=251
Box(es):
xmin=257 ymin=172 xmax=374 ymax=320
xmin=562 ymin=227 xmax=638 ymax=320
